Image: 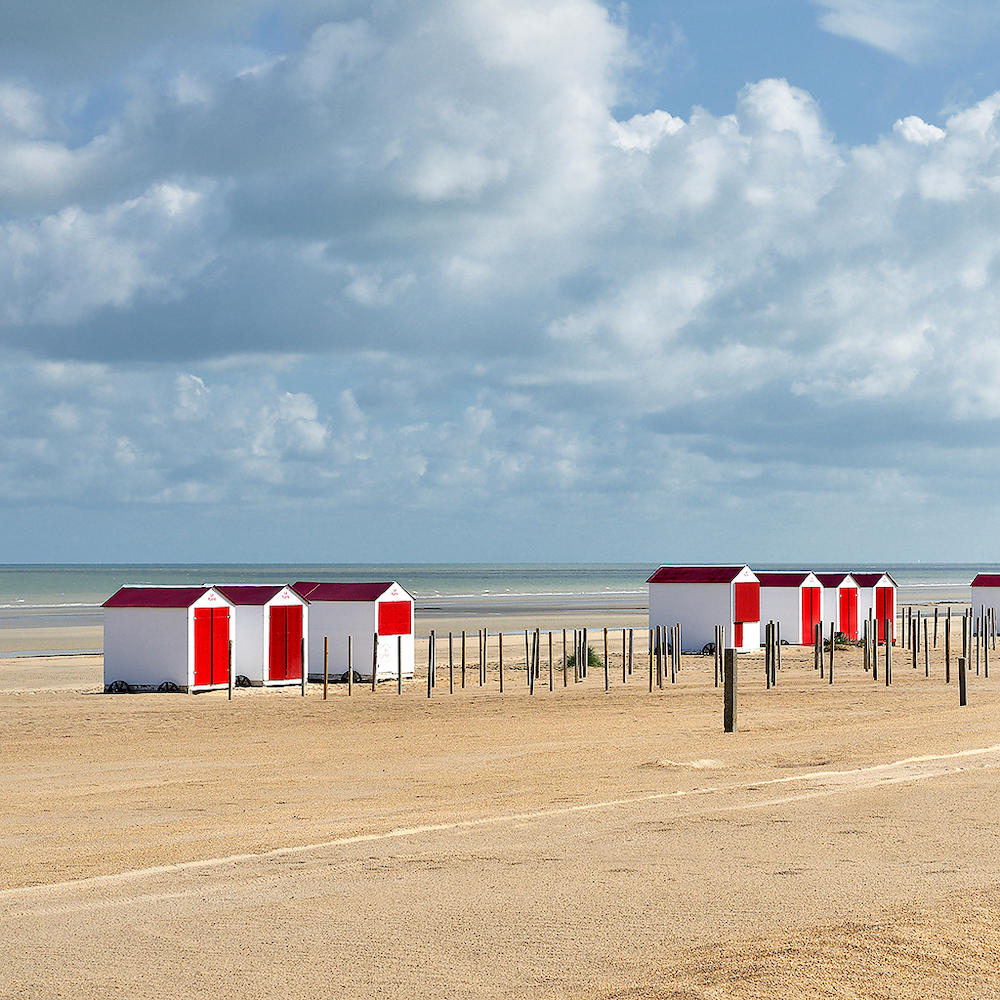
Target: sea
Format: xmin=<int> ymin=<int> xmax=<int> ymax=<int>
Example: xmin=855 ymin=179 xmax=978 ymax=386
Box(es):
xmin=0 ymin=561 xmax=985 ymax=614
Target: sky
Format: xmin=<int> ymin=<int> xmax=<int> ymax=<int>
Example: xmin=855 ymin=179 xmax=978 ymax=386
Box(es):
xmin=4 ymin=0 xmax=1000 ymax=564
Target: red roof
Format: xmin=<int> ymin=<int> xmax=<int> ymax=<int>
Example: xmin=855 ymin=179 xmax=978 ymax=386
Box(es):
xmin=647 ymin=566 xmax=749 ymax=584
xmin=103 ymin=586 xmax=214 ymax=609
xmin=756 ymin=572 xmax=813 ymax=588
xmin=972 ymin=574 xmax=1000 ymax=588
xmin=293 ymin=581 xmax=398 ymax=602
xmin=851 ymin=573 xmax=897 ymax=588
xmin=814 ymin=573 xmax=854 ymax=588
xmin=217 ymin=585 xmax=302 ymax=606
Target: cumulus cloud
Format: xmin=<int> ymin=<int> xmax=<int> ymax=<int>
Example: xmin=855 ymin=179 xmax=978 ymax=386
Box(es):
xmin=5 ymin=0 xmax=1000 ymax=558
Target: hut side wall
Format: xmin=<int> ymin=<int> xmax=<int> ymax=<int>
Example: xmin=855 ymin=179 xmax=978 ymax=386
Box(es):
xmin=759 ymin=587 xmax=803 ymax=645
xmin=103 ymin=607 xmax=190 ymax=688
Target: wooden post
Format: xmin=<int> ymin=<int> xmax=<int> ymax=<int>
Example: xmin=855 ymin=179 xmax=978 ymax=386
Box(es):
xmin=449 ymin=632 xmax=454 ymax=694
xmin=603 ymin=627 xmax=609 ymax=691
xmin=828 ymin=620 xmax=834 ymax=684
xmin=480 ymin=628 xmax=485 ymax=686
xmin=427 ymin=630 xmax=434 ymax=698
xmin=461 ymin=630 xmax=466 ymax=689
xmin=945 ymin=616 xmax=951 ymax=683
xmin=563 ymin=628 xmax=568 ymax=687
xmin=649 ymin=629 xmax=654 ymax=693
xmin=985 ymin=624 xmax=990 ymax=678
xmin=976 ymin=617 xmax=981 ymax=676
xmin=776 ymin=622 xmax=782 ymax=671
xmin=549 ymin=631 xmax=554 ymax=691
xmin=714 ymin=625 xmax=720 ymax=688
xmin=582 ymin=628 xmax=588 ymax=679
xmin=347 ymin=635 xmax=353 ymax=696
xmin=669 ymin=625 xmax=677 ymax=684
xmin=371 ymin=632 xmax=378 ymax=692
xmin=959 ymin=656 xmax=968 ymax=706
xmin=524 ymin=630 xmax=531 ymax=688
xmin=911 ymin=619 xmax=917 ymax=671
xmin=723 ymin=649 xmax=737 ymax=733
xmin=933 ymin=606 xmax=938 ymax=648
xmin=397 ymin=635 xmax=403 ymax=695
xmin=301 ymin=637 xmax=307 ymax=697
xmin=323 ymin=636 xmax=329 ymax=700
xmin=765 ymin=622 xmax=772 ymax=690
xmin=228 ymin=638 xmax=234 ymax=701
xmin=871 ymin=620 xmax=878 ymax=681
xmin=574 ymin=629 xmax=580 ymax=684
xmin=529 ymin=632 xmax=535 ymax=696
xmin=923 ymin=619 xmax=929 ymax=677
xmin=817 ymin=623 xmax=824 ymax=679
xmin=884 ymin=620 xmax=891 ymax=685
xmin=499 ymin=631 xmax=504 ymax=693
xmin=622 ymin=628 xmax=627 ymax=684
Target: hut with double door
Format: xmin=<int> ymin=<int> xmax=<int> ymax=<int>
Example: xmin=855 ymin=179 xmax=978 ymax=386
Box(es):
xmin=293 ymin=581 xmax=415 ymax=682
xmin=756 ymin=572 xmax=822 ymax=646
xmin=102 ymin=585 xmax=234 ymax=692
xmin=216 ymin=585 xmax=309 ymax=686
xmin=646 ymin=565 xmax=760 ymax=653
xmin=853 ymin=572 xmax=897 ymax=643
xmin=815 ymin=572 xmax=860 ymax=641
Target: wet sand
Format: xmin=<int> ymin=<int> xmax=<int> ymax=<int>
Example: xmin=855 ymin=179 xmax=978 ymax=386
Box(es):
xmin=2 ymin=639 xmax=1000 ymax=998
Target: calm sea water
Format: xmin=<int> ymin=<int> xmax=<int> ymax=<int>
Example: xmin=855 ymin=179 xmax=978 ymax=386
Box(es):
xmin=0 ymin=562 xmax=988 ymax=610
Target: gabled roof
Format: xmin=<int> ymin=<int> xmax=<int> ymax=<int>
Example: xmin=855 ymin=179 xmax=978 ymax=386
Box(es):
xmin=103 ymin=586 xmax=214 ymax=609
xmin=217 ymin=585 xmax=305 ymax=606
xmin=756 ymin=572 xmax=813 ymax=588
xmin=647 ymin=566 xmax=749 ymax=584
xmin=852 ymin=572 xmax=897 ymax=588
xmin=293 ymin=581 xmax=397 ymax=602
xmin=814 ymin=573 xmax=856 ymax=588
xmin=971 ymin=573 xmax=1000 ymax=588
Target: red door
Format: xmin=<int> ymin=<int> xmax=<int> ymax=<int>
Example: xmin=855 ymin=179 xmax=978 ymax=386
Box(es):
xmin=285 ymin=605 xmax=302 ymax=680
xmin=839 ymin=588 xmax=858 ymax=641
xmin=801 ymin=587 xmax=821 ymax=645
xmin=194 ymin=607 xmax=229 ymax=686
xmin=269 ymin=605 xmax=303 ymax=681
xmin=876 ymin=587 xmax=894 ymax=643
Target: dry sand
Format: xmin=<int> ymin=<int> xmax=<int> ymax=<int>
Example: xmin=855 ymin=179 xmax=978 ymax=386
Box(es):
xmin=2 ymin=630 xmax=1000 ymax=999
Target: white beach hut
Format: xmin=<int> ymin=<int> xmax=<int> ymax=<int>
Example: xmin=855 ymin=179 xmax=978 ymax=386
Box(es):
xmin=970 ymin=573 xmax=1000 ymax=619
xmin=216 ymin=585 xmax=309 ymax=686
xmin=646 ymin=565 xmax=760 ymax=653
xmin=853 ymin=572 xmax=897 ymax=643
xmin=815 ymin=572 xmax=860 ymax=641
xmin=756 ymin=572 xmax=822 ymax=646
xmin=293 ymin=581 xmax=415 ymax=682
xmin=102 ymin=585 xmax=235 ymax=692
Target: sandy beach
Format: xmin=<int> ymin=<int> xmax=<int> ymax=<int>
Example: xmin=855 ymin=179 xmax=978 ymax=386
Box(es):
xmin=3 ymin=626 xmax=1000 ymax=999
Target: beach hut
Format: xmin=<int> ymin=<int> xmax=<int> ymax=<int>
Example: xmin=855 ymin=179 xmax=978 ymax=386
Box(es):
xmin=646 ymin=565 xmax=760 ymax=653
xmin=756 ymin=572 xmax=822 ymax=646
xmin=970 ymin=574 xmax=1000 ymax=619
xmin=852 ymin=573 xmax=897 ymax=643
xmin=815 ymin=573 xmax=860 ymax=641
xmin=102 ymin=585 xmax=235 ymax=692
xmin=293 ymin=581 xmax=415 ymax=682
xmin=216 ymin=585 xmax=309 ymax=686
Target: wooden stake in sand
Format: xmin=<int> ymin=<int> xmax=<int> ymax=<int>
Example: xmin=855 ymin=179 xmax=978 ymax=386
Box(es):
xmin=323 ymin=636 xmax=329 ymax=700
xmin=301 ymin=637 xmax=307 ymax=697
xmin=622 ymin=628 xmax=627 ymax=685
xmin=397 ymin=635 xmax=403 ymax=695
xmin=724 ymin=648 xmax=737 ymax=733
xmin=461 ymin=631 xmax=466 ymax=689
xmin=371 ymin=633 xmax=378 ymax=693
xmin=499 ymin=631 xmax=504 ymax=693
xmin=549 ymin=631 xmax=554 ymax=692
xmin=427 ymin=630 xmax=434 ymax=698
xmin=885 ymin=621 xmax=891 ymax=685
xmin=765 ymin=622 xmax=772 ymax=690
xmin=449 ymin=632 xmax=454 ymax=694
xmin=604 ymin=627 xmax=609 ymax=692
xmin=817 ymin=623 xmax=824 ymax=679
xmin=934 ymin=606 xmax=939 ymax=648
xmin=923 ymin=619 xmax=929 ymax=677
xmin=828 ymin=621 xmax=834 ymax=684
xmin=347 ymin=635 xmax=353 ymax=696
xmin=228 ymin=639 xmax=234 ymax=701
xmin=945 ymin=618 xmax=951 ymax=684
xmin=563 ymin=628 xmax=568 ymax=687
xmin=958 ymin=656 xmax=968 ymax=706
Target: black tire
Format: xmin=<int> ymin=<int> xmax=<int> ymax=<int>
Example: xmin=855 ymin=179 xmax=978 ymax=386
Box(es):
xmin=235 ymin=675 xmax=252 ymax=688
xmin=701 ymin=642 xmax=716 ymax=655
xmin=156 ymin=680 xmax=180 ymax=692
xmin=105 ymin=679 xmax=131 ymax=694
